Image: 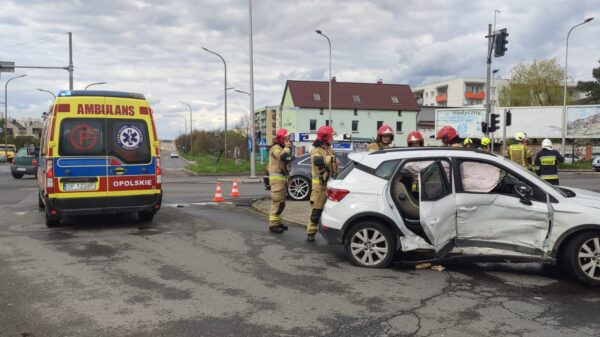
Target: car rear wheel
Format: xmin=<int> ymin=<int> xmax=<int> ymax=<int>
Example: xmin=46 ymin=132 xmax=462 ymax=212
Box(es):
xmin=287 ymin=176 xmax=310 ymax=201
xmin=11 ymin=171 xmax=24 ymax=179
xmin=138 ymin=211 xmax=155 ymax=222
xmin=344 ymin=221 xmax=395 ymax=268
xmin=563 ymin=231 xmax=600 ymax=286
xmin=45 ymin=212 xmax=60 ymax=228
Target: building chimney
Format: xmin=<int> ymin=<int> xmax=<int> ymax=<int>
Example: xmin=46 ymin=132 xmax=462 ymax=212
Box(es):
xmin=331 ymin=76 xmax=336 ymax=82
xmin=377 ymin=78 xmax=383 ymax=84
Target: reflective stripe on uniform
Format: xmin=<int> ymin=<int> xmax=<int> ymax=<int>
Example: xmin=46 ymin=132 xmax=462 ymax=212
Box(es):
xmin=312 ymin=178 xmax=321 ymax=184
xmin=539 ymin=156 xmax=556 ymax=165
xmin=541 ymin=175 xmax=559 ymax=180
xmin=269 ymin=175 xmax=288 ymax=182
xmin=269 ymin=214 xmax=281 ymax=222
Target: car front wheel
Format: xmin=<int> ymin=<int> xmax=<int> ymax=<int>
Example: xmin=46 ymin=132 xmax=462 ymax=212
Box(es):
xmin=344 ymin=221 xmax=395 ymax=268
xmin=11 ymin=171 xmax=24 ymax=179
xmin=563 ymin=231 xmax=600 ymax=286
xmin=287 ymin=176 xmax=310 ymax=201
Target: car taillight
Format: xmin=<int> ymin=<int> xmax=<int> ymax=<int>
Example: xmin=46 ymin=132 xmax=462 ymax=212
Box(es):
xmin=32 ymin=159 xmax=38 ymax=166
xmin=155 ymin=157 xmax=162 ymax=189
xmin=46 ymin=160 xmax=54 ymax=194
xmin=327 ymin=188 xmax=349 ymax=202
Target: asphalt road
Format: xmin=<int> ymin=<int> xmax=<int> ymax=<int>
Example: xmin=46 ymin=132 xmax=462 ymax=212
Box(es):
xmin=1 ymin=161 xmax=600 ymax=336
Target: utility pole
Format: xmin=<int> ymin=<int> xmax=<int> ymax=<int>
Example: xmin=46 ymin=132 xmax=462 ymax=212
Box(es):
xmin=485 ymin=24 xmax=494 ymax=151
xmin=248 ymin=0 xmax=256 ymax=178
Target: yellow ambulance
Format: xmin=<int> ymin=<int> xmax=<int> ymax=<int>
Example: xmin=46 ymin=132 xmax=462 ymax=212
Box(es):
xmin=37 ymin=90 xmax=162 ymax=227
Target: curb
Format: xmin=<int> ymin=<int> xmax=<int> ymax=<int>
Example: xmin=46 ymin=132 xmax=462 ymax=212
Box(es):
xmin=250 ymin=198 xmax=305 ymax=227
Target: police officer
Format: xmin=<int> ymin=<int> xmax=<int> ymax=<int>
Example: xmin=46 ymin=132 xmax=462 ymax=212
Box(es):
xmin=534 ymin=139 xmax=564 ymax=185
xmin=480 ymin=137 xmax=491 ymax=151
xmin=436 ymin=126 xmax=462 ymax=147
xmin=307 ymin=126 xmax=338 ymax=242
xmin=367 ymin=124 xmax=394 ymax=151
xmin=267 ymin=128 xmax=293 ymax=233
xmin=507 ymin=132 xmax=533 ymax=169
xmin=406 ymin=131 xmax=424 ymax=147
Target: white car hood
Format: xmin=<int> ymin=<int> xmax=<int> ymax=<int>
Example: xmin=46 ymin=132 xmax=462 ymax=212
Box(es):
xmin=562 ymin=186 xmax=600 ymax=208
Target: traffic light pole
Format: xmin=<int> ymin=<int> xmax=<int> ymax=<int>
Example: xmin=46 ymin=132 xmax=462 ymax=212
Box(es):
xmin=485 ymin=24 xmax=494 ymax=151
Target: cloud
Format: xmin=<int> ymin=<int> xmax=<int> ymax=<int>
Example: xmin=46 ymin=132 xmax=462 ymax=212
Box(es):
xmin=1 ymin=0 xmax=599 ymax=139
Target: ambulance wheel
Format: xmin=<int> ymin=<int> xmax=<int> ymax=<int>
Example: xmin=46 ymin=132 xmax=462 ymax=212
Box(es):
xmin=45 ymin=212 xmax=60 ymax=228
xmin=138 ymin=211 xmax=154 ymax=222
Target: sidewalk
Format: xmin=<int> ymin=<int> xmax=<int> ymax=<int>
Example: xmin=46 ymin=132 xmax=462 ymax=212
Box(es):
xmin=252 ymin=198 xmax=310 ymax=227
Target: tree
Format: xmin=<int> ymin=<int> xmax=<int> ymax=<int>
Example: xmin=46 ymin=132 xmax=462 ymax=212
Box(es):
xmin=576 ymin=59 xmax=600 ymax=104
xmin=499 ymin=58 xmax=572 ymax=106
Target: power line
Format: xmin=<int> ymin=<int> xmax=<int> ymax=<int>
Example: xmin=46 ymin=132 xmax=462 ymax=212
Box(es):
xmin=0 ymin=36 xmax=60 ymax=52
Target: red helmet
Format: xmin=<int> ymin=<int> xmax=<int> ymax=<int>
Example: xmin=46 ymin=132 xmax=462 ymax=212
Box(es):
xmin=406 ymin=131 xmax=424 ymax=146
xmin=377 ymin=124 xmax=394 ymax=136
xmin=316 ymin=126 xmax=334 ymax=143
xmin=275 ymin=128 xmax=290 ymax=145
xmin=436 ymin=126 xmax=458 ymax=145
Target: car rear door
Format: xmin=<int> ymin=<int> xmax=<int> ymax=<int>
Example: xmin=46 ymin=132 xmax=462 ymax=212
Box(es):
xmin=419 ymin=160 xmax=457 ymax=256
xmin=105 ymin=98 xmax=156 ymax=207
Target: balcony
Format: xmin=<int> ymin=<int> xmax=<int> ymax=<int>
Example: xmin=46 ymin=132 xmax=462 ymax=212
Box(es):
xmin=435 ymin=95 xmax=448 ymax=103
xmin=465 ymin=92 xmax=485 ymax=100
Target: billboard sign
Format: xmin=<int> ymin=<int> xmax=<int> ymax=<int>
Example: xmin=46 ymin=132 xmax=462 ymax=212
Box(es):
xmin=566 ymin=105 xmax=600 ymax=138
xmin=435 ymin=109 xmax=486 ymax=138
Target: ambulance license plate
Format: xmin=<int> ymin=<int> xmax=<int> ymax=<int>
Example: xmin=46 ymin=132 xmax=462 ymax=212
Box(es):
xmin=64 ymin=182 xmax=96 ymax=191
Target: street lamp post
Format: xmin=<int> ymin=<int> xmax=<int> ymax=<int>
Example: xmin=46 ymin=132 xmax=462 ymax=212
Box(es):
xmin=4 ymin=74 xmax=27 ymax=154
xmin=562 ymin=17 xmax=594 ymax=154
xmin=85 ymin=82 xmax=107 ymax=90
xmin=315 ymin=30 xmax=332 ymax=126
xmin=202 ymin=47 xmax=228 ymax=160
xmin=180 ymin=101 xmax=193 ymax=155
xmin=177 ymin=114 xmax=188 ymax=153
xmin=36 ymin=88 xmax=56 ymax=99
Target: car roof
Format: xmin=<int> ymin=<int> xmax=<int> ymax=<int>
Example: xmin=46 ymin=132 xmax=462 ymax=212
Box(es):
xmin=348 ymin=147 xmax=499 ymax=169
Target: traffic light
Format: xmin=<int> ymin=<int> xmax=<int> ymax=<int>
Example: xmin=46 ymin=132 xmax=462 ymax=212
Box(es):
xmin=505 ymin=110 xmax=512 ymax=126
xmin=494 ymin=28 xmax=509 ymax=57
xmin=489 ymin=113 xmax=500 ymax=132
xmin=481 ymin=122 xmax=488 ymax=133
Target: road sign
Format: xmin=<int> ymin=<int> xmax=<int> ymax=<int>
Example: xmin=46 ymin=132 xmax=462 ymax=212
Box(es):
xmin=258 ymin=138 xmax=267 ymax=147
xmin=0 ymin=61 xmax=15 ymax=73
xmin=298 ymin=133 xmax=310 ymax=141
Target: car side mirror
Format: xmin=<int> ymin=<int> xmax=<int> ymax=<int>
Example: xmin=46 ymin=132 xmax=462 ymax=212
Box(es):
xmin=514 ymin=182 xmax=533 ymax=205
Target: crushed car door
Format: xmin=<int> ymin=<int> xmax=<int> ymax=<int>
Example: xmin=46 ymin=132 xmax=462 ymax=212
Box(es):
xmin=419 ymin=160 xmax=457 ymax=256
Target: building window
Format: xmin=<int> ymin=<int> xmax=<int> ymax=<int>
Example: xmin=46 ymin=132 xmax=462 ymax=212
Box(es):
xmin=319 ymin=109 xmax=324 ymax=115
xmin=353 ymin=95 xmax=361 ymax=103
xmin=354 ymin=109 xmax=358 ymax=116
xmin=391 ymin=96 xmax=399 ymax=103
xmin=352 ymin=120 xmax=359 ymax=132
xmin=325 ymin=120 xmax=332 ymax=127
xmin=377 ymin=121 xmax=383 ymax=130
xmin=310 ymin=119 xmax=317 ymax=131
xmin=397 ymin=111 xmax=402 ymax=117
xmin=396 ymin=121 xmax=403 ymax=133
xmin=313 ymin=93 xmax=321 ymax=101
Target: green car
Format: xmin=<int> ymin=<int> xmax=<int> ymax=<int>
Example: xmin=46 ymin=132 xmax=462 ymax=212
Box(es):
xmin=11 ymin=145 xmax=39 ymax=179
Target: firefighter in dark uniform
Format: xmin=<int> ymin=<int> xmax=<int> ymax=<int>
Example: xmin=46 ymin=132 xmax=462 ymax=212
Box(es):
xmin=307 ymin=126 xmax=338 ymax=242
xmin=367 ymin=124 xmax=394 ymax=151
xmin=267 ymin=128 xmax=293 ymax=233
xmin=436 ymin=125 xmax=463 ymax=147
xmin=534 ymin=138 xmax=565 ymax=185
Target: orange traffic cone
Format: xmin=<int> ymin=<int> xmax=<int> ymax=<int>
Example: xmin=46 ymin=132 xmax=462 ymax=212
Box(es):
xmin=213 ymin=182 xmax=224 ymax=202
xmin=230 ymin=178 xmax=240 ymax=197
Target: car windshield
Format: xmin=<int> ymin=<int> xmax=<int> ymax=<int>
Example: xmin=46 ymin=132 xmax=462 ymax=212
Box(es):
xmin=500 ymin=156 xmax=568 ymax=197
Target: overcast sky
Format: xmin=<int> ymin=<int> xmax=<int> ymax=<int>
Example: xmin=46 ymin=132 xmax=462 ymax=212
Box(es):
xmin=1 ymin=0 xmax=598 ymax=139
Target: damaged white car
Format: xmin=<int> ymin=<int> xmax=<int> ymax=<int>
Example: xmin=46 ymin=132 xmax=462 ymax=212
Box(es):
xmin=319 ymin=148 xmax=600 ymax=286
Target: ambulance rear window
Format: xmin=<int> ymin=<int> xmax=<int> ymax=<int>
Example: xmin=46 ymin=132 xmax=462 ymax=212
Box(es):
xmin=59 ymin=119 xmax=105 ymax=156
xmin=107 ymin=119 xmax=150 ymax=164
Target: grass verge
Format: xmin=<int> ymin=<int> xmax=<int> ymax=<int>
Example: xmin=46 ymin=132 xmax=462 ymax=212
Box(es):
xmin=184 ymin=153 xmax=267 ymax=174
xmin=558 ymin=160 xmax=593 ymax=170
